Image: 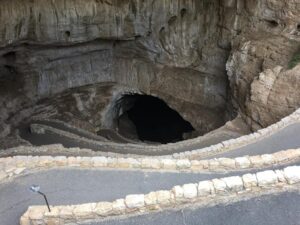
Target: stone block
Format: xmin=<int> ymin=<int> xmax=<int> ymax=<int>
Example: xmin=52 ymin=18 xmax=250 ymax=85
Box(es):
xmin=261 ymin=154 xmax=276 ymax=165
xmin=161 ymin=159 xmax=176 ymax=170
xmin=73 ymin=203 xmax=95 ymax=219
xmin=273 ymin=151 xmax=290 ymax=163
xmin=58 ymin=206 xmax=73 ymax=218
xmin=141 ymin=159 xmax=161 ymax=169
xmin=33 ymin=156 xmax=42 ymax=166
xmin=176 ymin=159 xmax=191 ymax=170
xmin=198 ymin=181 xmax=215 ymax=196
xmin=94 ymin=202 xmax=113 ymax=216
xmin=208 ymin=159 xmax=220 ymax=170
xmin=249 ymin=155 xmax=265 ymax=167
xmin=38 ymin=156 xmax=55 ymax=167
xmin=222 ymin=140 xmax=231 ymax=147
xmin=45 ymin=218 xmax=60 ymax=225
xmin=125 ymin=194 xmax=145 ymax=208
xmin=281 ymin=116 xmax=292 ymax=125
xmin=258 ymin=128 xmax=268 ymax=136
xmin=256 ymin=170 xmax=278 ymax=187
xmin=28 ymin=206 xmax=48 ymax=220
xmin=235 ymin=157 xmax=251 ymax=168
xmin=156 ymin=190 xmax=172 ymax=205
xmin=14 ymin=156 xmax=29 ymax=167
xmin=221 ymin=176 xmax=244 ymax=192
xmin=172 ymin=185 xmax=184 ymax=199
xmin=117 ymin=158 xmax=131 ymax=168
xmin=218 ymin=158 xmax=236 ymax=169
xmin=54 ymin=156 xmax=67 ymax=166
xmin=199 ymin=160 xmax=209 ymax=169
xmin=112 ymin=199 xmax=126 ymax=213
xmin=144 ymin=192 xmax=157 ymax=206
xmin=285 ymin=149 xmax=300 ymax=160
xmin=182 ymin=183 xmax=198 ymax=199
xmin=275 ymin=170 xmax=286 ymax=183
xmin=92 ymin=157 xmax=107 ymax=167
xmin=242 ymin=173 xmax=257 ymax=189
xmin=67 ymin=157 xmax=80 ymax=167
xmin=126 ymin=158 xmax=141 ymax=168
xmin=107 ymin=157 xmax=118 ymax=167
xmin=212 ymin=179 xmax=227 ymax=192
xmin=80 ymin=157 xmax=92 ymax=167
xmin=190 ymin=160 xmax=204 ymax=171
xmin=183 ymin=151 xmax=192 ymax=157
xmin=179 ymin=152 xmax=185 ymax=158
xmin=283 ymin=166 xmax=300 ymax=184
xmin=19 ymin=216 xmax=31 ymax=225
xmin=45 ymin=206 xmax=60 ymax=218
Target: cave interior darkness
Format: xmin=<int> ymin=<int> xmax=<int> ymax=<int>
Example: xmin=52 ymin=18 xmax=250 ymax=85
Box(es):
xmin=116 ymin=94 xmax=195 ymax=144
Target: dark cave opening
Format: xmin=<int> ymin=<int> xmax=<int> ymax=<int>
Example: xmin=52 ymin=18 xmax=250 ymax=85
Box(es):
xmin=117 ymin=94 xmax=195 ymax=144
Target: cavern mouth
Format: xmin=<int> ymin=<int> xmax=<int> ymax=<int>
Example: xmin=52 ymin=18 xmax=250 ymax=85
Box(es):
xmin=116 ymin=94 xmax=195 ymax=144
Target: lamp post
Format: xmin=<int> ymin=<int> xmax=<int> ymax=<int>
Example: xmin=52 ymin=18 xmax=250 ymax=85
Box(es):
xmin=29 ymin=185 xmax=51 ymax=212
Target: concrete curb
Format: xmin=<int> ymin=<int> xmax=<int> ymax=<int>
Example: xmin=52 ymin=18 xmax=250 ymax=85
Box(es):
xmin=19 ymin=165 xmax=300 ymax=225
xmin=1 ymin=149 xmax=300 ymax=183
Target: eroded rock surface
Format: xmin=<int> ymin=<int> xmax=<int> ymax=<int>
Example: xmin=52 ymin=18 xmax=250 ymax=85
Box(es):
xmin=0 ymin=0 xmax=300 ymax=146
xmin=225 ymin=0 xmax=300 ymax=129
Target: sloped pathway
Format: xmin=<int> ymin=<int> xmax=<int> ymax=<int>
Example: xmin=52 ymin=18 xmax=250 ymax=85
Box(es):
xmin=0 ymin=163 xmax=298 ymax=225
xmin=85 ymin=191 xmax=300 ymax=225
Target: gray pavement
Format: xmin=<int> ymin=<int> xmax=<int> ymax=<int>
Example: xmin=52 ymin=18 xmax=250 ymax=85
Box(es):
xmin=4 ymin=122 xmax=300 ymax=225
xmin=0 ymin=163 xmax=297 ymax=225
xmin=206 ymin=123 xmax=300 ymax=159
xmin=86 ymin=191 xmax=300 ymax=225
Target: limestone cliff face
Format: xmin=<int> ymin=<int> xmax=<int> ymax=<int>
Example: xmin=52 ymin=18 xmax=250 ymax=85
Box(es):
xmin=0 ymin=0 xmax=300 ymax=141
xmin=248 ymin=65 xmax=300 ymax=128
xmin=225 ymin=0 xmax=300 ymax=129
xmin=0 ymin=0 xmax=228 ymax=139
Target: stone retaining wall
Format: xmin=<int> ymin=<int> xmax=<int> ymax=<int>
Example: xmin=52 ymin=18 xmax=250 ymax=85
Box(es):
xmin=9 ymin=108 xmax=300 ymax=159
xmin=178 ymin=109 xmax=300 ymax=159
xmin=1 ymin=148 xmax=300 ymax=183
xmin=20 ymin=166 xmax=300 ymax=225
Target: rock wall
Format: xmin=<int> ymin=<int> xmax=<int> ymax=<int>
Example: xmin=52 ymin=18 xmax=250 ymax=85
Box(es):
xmin=0 ymin=0 xmax=230 ymax=140
xmin=0 ymin=0 xmax=300 ymax=142
xmin=224 ymin=0 xmax=300 ymax=129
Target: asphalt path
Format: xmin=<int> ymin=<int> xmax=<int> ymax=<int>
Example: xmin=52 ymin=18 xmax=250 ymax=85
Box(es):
xmin=85 ymin=191 xmax=300 ymax=225
xmin=18 ymin=121 xmax=300 ymax=157
xmin=206 ymin=123 xmax=300 ymax=159
xmin=5 ymin=121 xmax=300 ymax=225
xmin=0 ymin=163 xmax=297 ymax=225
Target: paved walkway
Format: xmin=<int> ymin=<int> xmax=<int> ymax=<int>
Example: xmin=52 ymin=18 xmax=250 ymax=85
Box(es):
xmin=0 ymin=164 xmax=296 ymax=225
xmin=3 ymin=122 xmax=299 ymax=225
xmin=206 ymin=123 xmax=300 ymax=159
xmin=85 ymin=191 xmax=300 ymax=225
xmin=19 ymin=121 xmax=300 ymax=156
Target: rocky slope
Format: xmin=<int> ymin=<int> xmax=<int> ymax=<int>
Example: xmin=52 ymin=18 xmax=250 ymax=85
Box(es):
xmin=0 ymin=0 xmax=300 ymax=146
xmin=225 ymin=0 xmax=300 ymax=129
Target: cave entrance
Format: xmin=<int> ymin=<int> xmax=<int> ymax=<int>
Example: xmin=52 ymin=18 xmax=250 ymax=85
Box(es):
xmin=117 ymin=94 xmax=195 ymax=144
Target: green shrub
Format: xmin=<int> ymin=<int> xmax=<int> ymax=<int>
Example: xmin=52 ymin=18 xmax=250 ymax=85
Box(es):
xmin=288 ymin=51 xmax=300 ymax=69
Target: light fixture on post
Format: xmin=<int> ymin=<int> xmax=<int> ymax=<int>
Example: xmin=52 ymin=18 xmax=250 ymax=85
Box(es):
xmin=29 ymin=185 xmax=51 ymax=212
